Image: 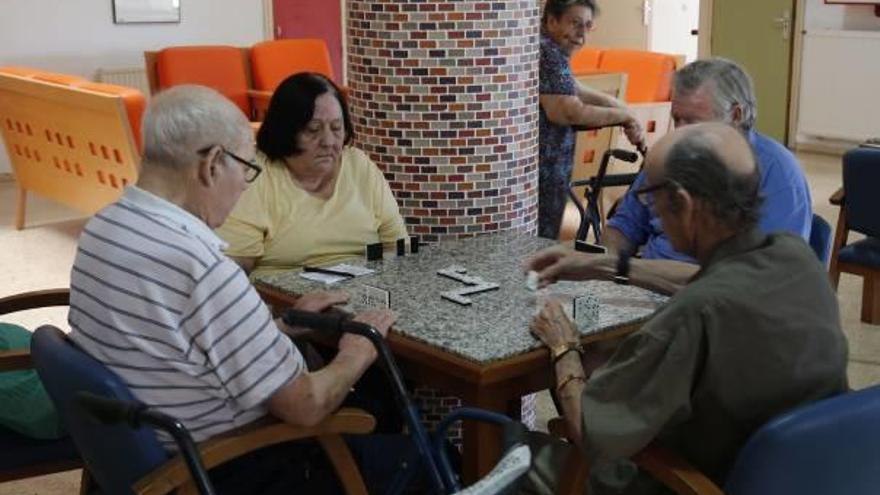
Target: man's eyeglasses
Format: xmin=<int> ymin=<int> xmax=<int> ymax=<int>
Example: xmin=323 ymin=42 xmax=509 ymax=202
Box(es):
xmin=633 ymin=178 xmax=682 ymax=209
xmin=199 ymin=146 xmax=262 ymax=183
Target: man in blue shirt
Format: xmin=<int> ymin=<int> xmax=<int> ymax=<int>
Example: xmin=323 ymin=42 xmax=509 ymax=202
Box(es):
xmin=604 ymin=58 xmax=812 ymax=276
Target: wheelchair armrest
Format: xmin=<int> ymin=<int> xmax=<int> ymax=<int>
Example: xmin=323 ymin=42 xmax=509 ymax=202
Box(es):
xmin=0 ymin=289 xmax=69 ymax=315
xmin=133 ymin=408 xmax=376 ymax=495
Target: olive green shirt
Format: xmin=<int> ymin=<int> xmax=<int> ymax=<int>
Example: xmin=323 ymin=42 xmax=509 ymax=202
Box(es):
xmin=581 ymin=229 xmax=849 ymax=484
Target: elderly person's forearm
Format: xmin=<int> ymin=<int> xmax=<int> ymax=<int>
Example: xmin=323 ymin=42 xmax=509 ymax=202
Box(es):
xmin=554 ymin=351 xmax=587 ymax=447
xmin=577 ymin=81 xmax=625 ymax=108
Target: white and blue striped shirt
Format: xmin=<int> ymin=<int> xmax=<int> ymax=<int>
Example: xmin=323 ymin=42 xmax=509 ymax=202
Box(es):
xmin=69 ymin=186 xmax=304 ymax=446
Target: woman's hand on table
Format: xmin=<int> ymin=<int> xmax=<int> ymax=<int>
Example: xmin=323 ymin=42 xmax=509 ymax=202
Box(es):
xmin=523 ymin=245 xmax=616 ymax=288
xmin=339 ymin=308 xmax=397 ymax=362
xmin=530 ymin=299 xmax=579 ymax=349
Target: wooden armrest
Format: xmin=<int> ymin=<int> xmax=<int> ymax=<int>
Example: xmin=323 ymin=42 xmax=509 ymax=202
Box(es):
xmin=0 ymin=288 xmax=69 ymax=315
xmin=0 ymin=348 xmax=32 ymax=371
xmin=133 ymin=408 xmax=375 ymax=495
xmin=632 ymin=443 xmax=724 ymax=495
xmin=547 ymin=416 xmax=571 ymax=440
xmin=247 ymin=89 xmax=272 ymax=102
xmin=829 ymin=187 xmax=844 ymax=206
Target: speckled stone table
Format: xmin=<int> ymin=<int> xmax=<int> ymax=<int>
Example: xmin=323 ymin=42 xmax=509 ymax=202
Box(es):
xmin=255 ymin=231 xmax=667 ymax=480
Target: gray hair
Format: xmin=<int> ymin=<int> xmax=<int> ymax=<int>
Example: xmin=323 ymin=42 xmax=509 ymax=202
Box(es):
xmin=673 ymin=58 xmax=757 ymax=132
xmin=141 ymin=85 xmax=250 ymax=171
xmin=664 ymin=127 xmax=763 ymax=230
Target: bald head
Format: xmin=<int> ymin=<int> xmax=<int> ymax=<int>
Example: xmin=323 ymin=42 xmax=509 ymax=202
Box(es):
xmin=141 ymin=85 xmax=251 ymax=172
xmin=646 ymin=122 xmax=762 ymax=231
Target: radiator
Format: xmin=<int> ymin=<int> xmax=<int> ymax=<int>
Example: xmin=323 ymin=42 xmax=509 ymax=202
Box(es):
xmin=798 ymin=29 xmax=880 ymax=142
xmin=95 ymin=67 xmax=151 ymax=96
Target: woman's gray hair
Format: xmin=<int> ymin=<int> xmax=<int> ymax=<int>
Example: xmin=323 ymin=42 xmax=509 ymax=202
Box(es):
xmin=141 ymin=85 xmax=250 ymax=171
xmin=673 ymin=58 xmax=757 ymax=132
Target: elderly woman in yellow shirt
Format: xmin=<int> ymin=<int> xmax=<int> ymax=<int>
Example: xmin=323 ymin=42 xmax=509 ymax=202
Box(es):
xmin=217 ymin=72 xmax=407 ymax=277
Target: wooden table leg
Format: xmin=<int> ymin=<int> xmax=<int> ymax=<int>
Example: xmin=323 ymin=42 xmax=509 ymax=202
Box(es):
xmin=15 ymin=186 xmax=26 ymax=230
xmin=461 ymin=392 xmax=512 ymax=484
xmin=863 ymin=274 xmax=880 ymax=324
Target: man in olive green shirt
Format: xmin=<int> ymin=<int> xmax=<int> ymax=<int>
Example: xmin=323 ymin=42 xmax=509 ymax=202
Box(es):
xmin=523 ymin=122 xmax=848 ymax=493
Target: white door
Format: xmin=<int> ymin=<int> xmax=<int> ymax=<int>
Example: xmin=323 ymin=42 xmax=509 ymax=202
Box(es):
xmin=649 ymin=0 xmax=700 ymax=61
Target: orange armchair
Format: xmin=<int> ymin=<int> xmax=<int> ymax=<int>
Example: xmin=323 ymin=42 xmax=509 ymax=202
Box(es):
xmin=597 ymin=49 xmax=677 ymax=103
xmin=249 ymin=39 xmax=337 ymax=119
xmin=0 ymin=68 xmax=142 ymax=229
xmin=570 ymin=47 xmax=603 ymax=76
xmin=147 ymin=46 xmax=253 ymax=118
xmin=250 ymin=38 xmax=334 ymax=91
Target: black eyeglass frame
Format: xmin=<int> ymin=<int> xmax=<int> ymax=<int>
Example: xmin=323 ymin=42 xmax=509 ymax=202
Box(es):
xmin=198 ymin=146 xmax=262 ymax=183
xmin=633 ymin=178 xmax=683 ymax=208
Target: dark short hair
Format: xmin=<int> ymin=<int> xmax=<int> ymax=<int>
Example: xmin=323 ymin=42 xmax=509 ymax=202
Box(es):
xmin=664 ymin=131 xmax=763 ymax=230
xmin=256 ymin=72 xmax=354 ymax=161
xmin=542 ymin=0 xmax=598 ymax=26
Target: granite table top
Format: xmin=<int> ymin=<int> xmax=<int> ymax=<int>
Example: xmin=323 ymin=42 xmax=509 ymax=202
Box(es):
xmin=256 ymin=232 xmax=667 ymax=365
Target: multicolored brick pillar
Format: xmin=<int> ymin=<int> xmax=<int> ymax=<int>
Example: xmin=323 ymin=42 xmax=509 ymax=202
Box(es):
xmin=346 ymin=0 xmax=542 ymax=440
xmin=346 ymin=0 xmax=540 ymax=243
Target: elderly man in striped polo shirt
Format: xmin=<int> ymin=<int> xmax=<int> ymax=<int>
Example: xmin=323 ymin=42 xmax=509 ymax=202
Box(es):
xmin=68 ymin=85 xmax=402 ymax=493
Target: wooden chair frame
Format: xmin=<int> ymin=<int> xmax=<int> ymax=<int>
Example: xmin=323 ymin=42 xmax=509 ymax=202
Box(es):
xmin=828 ymin=187 xmax=880 ymax=323
xmin=0 ymin=289 xmax=81 ymax=483
xmin=546 ymin=417 xmax=724 ymax=495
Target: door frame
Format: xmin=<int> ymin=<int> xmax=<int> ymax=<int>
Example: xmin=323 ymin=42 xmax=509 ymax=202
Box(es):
xmin=697 ymin=0 xmax=804 ymax=147
xmin=262 ymin=0 xmax=348 ymax=83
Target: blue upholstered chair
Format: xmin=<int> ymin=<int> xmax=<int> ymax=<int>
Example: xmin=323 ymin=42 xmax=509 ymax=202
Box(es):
xmin=30 ymin=325 xmax=376 ymax=495
xmin=809 ymin=214 xmax=832 ymax=266
xmin=829 ymin=147 xmax=880 ymax=323
xmin=631 ymin=385 xmax=880 ymax=495
xmin=0 ymin=289 xmax=81 ymax=484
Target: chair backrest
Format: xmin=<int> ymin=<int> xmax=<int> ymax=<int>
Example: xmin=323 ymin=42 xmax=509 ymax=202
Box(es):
xmin=569 ymin=47 xmax=602 ymax=76
xmin=31 ymin=326 xmax=168 ymax=495
xmin=842 ymin=147 xmax=880 ymax=238
xmin=250 ymin=38 xmax=335 ymax=91
xmin=724 ymin=385 xmax=880 ymax=495
xmin=597 ymin=49 xmax=676 ymax=103
xmin=809 ymin=213 xmax=832 ymax=265
xmin=0 ymin=69 xmax=140 ymax=217
xmin=152 ymin=45 xmax=252 ymax=116
xmin=73 ymin=81 xmax=146 ymax=152
xmin=30 ymin=73 xmax=89 ymax=87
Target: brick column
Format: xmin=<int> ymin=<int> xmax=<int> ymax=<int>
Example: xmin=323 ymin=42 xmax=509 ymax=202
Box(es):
xmin=346 ymin=0 xmax=542 ymax=438
xmin=346 ymin=0 xmax=540 ymax=243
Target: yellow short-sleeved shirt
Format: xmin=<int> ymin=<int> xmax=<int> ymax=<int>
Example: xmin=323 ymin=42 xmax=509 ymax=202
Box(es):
xmin=216 ymin=146 xmax=407 ymax=277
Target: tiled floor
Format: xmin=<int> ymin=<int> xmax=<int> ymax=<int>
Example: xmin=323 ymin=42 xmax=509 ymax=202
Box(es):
xmin=1 ymin=150 xmax=878 ymax=493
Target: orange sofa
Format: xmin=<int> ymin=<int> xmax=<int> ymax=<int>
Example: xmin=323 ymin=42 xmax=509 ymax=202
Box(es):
xmin=570 ymin=47 xmax=681 ymax=103
xmin=0 ymin=67 xmax=143 ymax=229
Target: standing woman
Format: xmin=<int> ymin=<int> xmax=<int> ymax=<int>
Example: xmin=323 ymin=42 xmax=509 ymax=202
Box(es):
xmin=538 ymin=0 xmax=646 ymax=239
xmin=217 ymin=72 xmax=407 ymax=277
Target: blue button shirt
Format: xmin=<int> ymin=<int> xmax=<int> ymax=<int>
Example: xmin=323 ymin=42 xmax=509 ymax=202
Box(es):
xmin=607 ymin=130 xmax=812 ymax=262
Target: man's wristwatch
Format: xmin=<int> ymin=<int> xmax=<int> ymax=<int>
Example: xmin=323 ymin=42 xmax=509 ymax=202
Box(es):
xmin=549 ymin=341 xmax=585 ymax=364
xmin=614 ymin=251 xmax=631 ymax=285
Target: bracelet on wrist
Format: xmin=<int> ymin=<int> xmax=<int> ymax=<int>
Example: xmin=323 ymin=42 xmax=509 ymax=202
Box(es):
xmin=556 ymin=373 xmax=587 ymax=394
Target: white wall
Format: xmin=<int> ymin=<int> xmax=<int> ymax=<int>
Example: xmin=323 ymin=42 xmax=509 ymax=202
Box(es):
xmin=804 ymin=0 xmax=880 ymax=31
xmin=650 ymin=0 xmax=700 ymax=62
xmin=0 ymin=0 xmax=266 ymax=174
xmin=797 ymin=0 xmax=880 ymax=145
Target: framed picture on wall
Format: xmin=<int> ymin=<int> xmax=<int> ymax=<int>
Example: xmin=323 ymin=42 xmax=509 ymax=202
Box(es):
xmin=113 ymin=0 xmax=181 ymax=24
